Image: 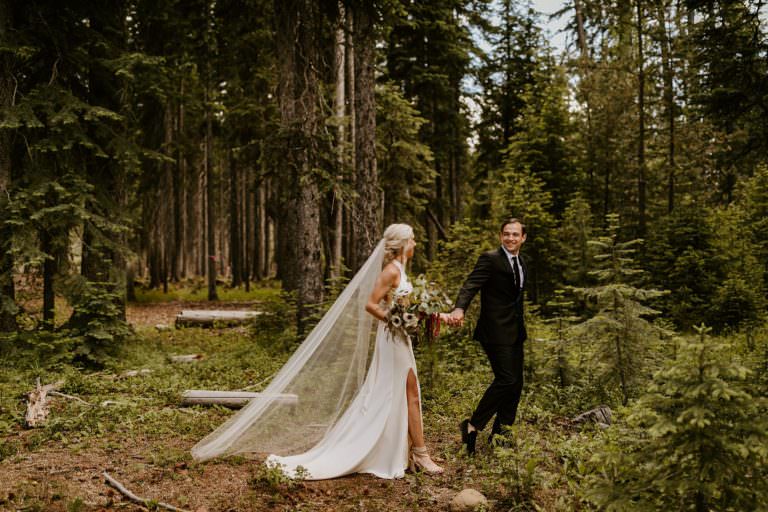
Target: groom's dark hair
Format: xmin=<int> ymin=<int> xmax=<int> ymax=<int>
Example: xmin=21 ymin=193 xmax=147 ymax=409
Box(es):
xmin=500 ymin=218 xmax=526 ymax=235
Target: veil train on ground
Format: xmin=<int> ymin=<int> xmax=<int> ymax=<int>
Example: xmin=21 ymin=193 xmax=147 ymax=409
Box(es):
xmin=191 ymin=241 xmax=385 ymax=461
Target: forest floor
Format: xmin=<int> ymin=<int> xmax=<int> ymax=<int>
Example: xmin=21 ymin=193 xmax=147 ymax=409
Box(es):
xmin=1 ymin=286 xmax=601 ymax=511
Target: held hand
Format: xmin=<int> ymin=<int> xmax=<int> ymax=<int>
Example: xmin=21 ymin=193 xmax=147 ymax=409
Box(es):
xmin=448 ymin=308 xmax=464 ymax=327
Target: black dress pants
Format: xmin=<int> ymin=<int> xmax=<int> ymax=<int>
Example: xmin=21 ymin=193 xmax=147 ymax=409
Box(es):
xmin=469 ymin=340 xmax=524 ymax=433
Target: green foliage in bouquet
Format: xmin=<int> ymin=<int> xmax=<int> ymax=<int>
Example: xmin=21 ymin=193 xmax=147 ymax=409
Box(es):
xmin=385 ymin=275 xmax=452 ymax=345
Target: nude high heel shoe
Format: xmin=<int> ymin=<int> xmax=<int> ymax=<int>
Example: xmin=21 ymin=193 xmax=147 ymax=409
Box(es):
xmin=409 ymin=446 xmax=444 ymax=475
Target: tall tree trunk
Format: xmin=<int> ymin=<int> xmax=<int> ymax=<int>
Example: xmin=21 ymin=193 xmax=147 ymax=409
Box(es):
xmin=205 ymin=17 xmax=218 ymax=300
xmin=244 ymin=165 xmax=252 ymax=291
xmin=345 ymin=9 xmax=356 ymax=271
xmin=657 ymin=1 xmax=676 ymax=213
xmin=229 ymin=151 xmax=242 ymax=287
xmin=351 ymin=2 xmax=380 ymax=272
xmin=274 ymin=0 xmax=324 ymax=333
xmin=636 ymin=0 xmax=646 ymax=236
xmin=163 ymin=101 xmax=177 ymax=285
xmin=574 ymin=0 xmax=597 ymax=198
xmin=199 ymin=162 xmax=207 ymax=276
xmin=330 ymin=1 xmax=346 ymax=279
xmin=41 ymin=228 xmax=56 ymax=329
xmin=0 ymin=0 xmax=17 ymax=332
xmin=256 ymin=180 xmax=266 ymax=280
xmin=172 ymin=100 xmax=183 ymax=281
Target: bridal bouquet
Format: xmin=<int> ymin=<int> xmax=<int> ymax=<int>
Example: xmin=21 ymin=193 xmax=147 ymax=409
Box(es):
xmin=386 ymin=275 xmax=452 ymax=344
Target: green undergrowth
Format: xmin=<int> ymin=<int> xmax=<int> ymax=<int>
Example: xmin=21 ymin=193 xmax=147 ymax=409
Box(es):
xmin=2 ymin=289 xmax=766 ymax=510
xmin=0 ymin=308 xmax=296 ymax=465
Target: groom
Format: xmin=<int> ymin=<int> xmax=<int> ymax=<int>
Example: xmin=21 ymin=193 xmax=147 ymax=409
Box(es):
xmin=448 ymin=218 xmax=528 ymax=454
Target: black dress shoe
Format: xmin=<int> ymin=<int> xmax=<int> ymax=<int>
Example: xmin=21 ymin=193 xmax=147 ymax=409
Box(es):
xmin=459 ymin=419 xmax=477 ymax=455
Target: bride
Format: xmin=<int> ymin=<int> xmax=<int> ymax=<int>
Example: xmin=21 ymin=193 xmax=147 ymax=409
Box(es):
xmin=192 ymin=223 xmax=444 ymax=479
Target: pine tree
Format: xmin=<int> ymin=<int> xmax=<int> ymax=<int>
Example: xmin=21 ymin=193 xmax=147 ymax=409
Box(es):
xmin=472 ymin=0 xmax=542 ymax=218
xmin=556 ymin=194 xmax=594 ymax=289
xmin=376 ymin=81 xmax=435 ymax=242
xmin=645 ymin=201 xmax=720 ymax=329
xmin=544 ymin=289 xmax=580 ymax=387
xmin=572 ymin=214 xmax=667 ymax=404
xmin=587 ymin=325 xmax=768 ymax=511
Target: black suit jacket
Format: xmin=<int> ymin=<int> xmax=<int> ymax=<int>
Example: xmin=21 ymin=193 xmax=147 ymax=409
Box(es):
xmin=454 ymin=247 xmax=527 ymax=345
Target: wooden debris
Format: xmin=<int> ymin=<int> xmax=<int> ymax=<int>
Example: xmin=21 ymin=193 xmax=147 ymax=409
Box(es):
xmin=103 ymin=471 xmax=190 ymax=512
xmin=175 ymin=309 xmax=262 ymax=327
xmin=100 ymin=400 xmax=125 ymax=407
xmin=48 ymin=391 xmax=93 ymax=406
xmin=180 ymin=390 xmax=299 ymax=408
xmin=24 ymin=379 xmax=64 ymax=428
xmin=121 ymin=368 xmax=153 ymax=378
xmin=170 ymin=354 xmax=204 ymax=363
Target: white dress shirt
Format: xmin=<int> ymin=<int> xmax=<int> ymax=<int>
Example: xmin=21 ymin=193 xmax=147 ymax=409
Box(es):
xmin=501 ymin=246 xmax=524 ymax=288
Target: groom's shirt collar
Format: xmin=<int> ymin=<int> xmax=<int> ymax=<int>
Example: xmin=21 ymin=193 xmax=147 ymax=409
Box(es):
xmin=500 ymin=245 xmax=524 ymax=287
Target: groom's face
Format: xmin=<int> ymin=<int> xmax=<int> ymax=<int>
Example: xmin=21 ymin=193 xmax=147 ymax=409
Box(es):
xmin=500 ymin=222 xmax=526 ymax=254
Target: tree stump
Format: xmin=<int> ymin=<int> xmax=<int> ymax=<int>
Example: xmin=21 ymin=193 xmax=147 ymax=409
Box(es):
xmin=25 ymin=379 xmax=64 ymax=428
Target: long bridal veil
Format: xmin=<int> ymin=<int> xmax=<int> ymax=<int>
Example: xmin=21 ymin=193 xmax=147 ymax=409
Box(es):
xmin=191 ymin=241 xmax=385 ymax=461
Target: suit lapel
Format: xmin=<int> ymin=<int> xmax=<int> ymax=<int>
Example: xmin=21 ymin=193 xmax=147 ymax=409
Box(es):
xmin=498 ymin=247 xmax=513 ymax=273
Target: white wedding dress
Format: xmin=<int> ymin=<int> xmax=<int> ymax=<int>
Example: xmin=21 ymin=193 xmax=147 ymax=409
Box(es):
xmin=266 ymin=259 xmax=419 ymax=480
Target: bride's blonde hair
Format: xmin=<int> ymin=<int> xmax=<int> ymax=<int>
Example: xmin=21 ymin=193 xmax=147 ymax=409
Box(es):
xmin=382 ymin=223 xmax=414 ymax=266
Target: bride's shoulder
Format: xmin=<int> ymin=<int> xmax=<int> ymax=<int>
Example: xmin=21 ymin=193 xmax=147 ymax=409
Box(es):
xmin=380 ymin=262 xmax=401 ymax=284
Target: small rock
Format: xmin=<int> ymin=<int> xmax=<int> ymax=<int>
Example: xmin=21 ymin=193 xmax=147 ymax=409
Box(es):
xmin=450 ymin=489 xmax=488 ymax=511
xmin=155 ymin=323 xmax=172 ymax=331
xmin=573 ymin=405 xmax=612 ymax=427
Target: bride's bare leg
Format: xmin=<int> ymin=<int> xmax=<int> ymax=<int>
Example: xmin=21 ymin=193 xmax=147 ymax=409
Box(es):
xmin=406 ymin=369 xmax=424 ymax=446
xmin=406 ymin=369 xmax=443 ymax=474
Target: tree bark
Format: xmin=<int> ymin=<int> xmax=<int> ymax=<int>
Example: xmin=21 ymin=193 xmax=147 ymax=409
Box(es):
xmin=0 ymin=0 xmax=17 ymax=331
xmin=163 ymin=100 xmax=177 ymax=285
xmin=331 ymin=1 xmax=346 ymax=279
xmin=229 ymin=151 xmax=242 ymax=287
xmin=243 ymin=164 xmax=252 ymax=290
xmin=205 ymin=41 xmax=218 ymax=300
xmin=177 ymin=77 xmax=189 ymax=278
xmin=657 ymin=1 xmax=676 ymax=213
xmin=256 ymin=180 xmax=266 ymax=280
xmin=41 ymin=227 xmax=55 ymax=329
xmin=636 ymin=0 xmax=646 ymax=236
xmin=351 ymin=2 xmax=380 ymax=272
xmin=274 ymin=0 xmax=324 ymax=333
xmin=345 ymin=9 xmax=357 ymax=270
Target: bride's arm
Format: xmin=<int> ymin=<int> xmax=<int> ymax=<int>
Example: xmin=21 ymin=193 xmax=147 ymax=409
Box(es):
xmin=365 ymin=266 xmax=399 ymax=321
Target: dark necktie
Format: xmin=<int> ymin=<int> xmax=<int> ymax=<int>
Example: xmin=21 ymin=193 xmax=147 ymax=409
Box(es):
xmin=511 ymin=256 xmax=521 ymax=289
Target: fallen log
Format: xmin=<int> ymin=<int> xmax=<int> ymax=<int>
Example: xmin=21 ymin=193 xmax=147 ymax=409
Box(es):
xmin=175 ymin=310 xmax=263 ymax=327
xmin=25 ymin=379 xmax=64 ymax=428
xmin=169 ymin=354 xmax=204 ymax=363
xmin=180 ymin=390 xmax=298 ymax=408
xmin=103 ymin=471 xmax=189 ymax=512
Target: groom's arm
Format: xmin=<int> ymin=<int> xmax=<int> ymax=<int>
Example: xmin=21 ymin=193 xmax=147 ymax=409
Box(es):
xmin=452 ymin=253 xmax=492 ymax=320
